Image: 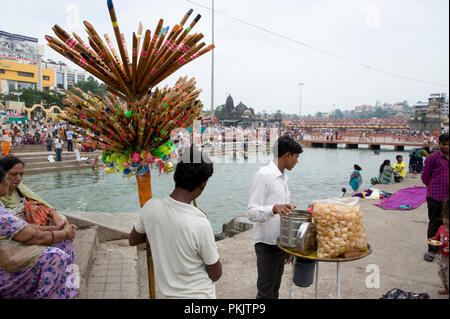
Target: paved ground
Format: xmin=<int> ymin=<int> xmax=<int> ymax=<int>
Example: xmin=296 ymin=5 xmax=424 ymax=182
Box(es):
xmin=70 ymin=173 xmax=448 ymax=299
xmin=86 ymin=239 xmax=140 ymax=299
xmin=214 ymin=173 xmax=448 ymax=299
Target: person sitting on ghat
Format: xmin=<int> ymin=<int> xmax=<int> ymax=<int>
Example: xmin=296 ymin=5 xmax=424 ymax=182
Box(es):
xmin=370 ymin=160 xmax=394 ymax=185
xmin=129 ymin=146 xmax=221 ymax=298
xmin=0 ymin=166 xmax=78 ymax=299
xmin=393 ymin=155 xmax=406 ymax=182
xmin=0 ymin=155 xmax=66 ymax=227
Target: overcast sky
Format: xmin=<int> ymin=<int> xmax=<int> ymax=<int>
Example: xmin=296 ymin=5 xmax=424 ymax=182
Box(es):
xmin=1 ymin=0 xmax=448 ymax=115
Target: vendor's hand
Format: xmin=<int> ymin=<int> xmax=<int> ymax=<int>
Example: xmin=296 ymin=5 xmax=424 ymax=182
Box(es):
xmin=30 ymin=224 xmax=40 ymax=230
xmin=273 ymin=204 xmax=297 ymax=218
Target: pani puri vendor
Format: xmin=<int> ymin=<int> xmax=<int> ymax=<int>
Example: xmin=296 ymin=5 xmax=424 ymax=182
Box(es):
xmin=247 ymin=135 xmax=303 ymax=299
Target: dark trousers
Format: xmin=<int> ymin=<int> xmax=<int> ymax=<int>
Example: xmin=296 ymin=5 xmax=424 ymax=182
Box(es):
xmin=67 ymin=140 xmax=73 ymax=152
xmin=427 ymin=197 xmax=443 ymax=253
xmin=55 ymin=148 xmax=62 ymax=161
xmin=255 ymin=243 xmax=285 ymax=299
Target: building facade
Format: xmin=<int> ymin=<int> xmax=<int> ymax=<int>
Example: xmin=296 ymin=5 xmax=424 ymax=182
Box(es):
xmin=0 ymin=30 xmax=86 ymax=94
xmin=41 ymin=59 xmax=87 ymax=92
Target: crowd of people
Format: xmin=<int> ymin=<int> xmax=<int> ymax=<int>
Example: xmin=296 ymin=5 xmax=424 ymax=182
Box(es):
xmin=0 ymin=118 xmax=95 ymax=162
xmin=0 ymin=123 xmax=448 ymax=299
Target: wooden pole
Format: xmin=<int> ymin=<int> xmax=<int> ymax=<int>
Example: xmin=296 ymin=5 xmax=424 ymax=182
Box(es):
xmin=135 ymin=171 xmax=156 ymax=299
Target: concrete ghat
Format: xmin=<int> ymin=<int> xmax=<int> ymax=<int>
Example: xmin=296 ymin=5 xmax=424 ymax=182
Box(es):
xmin=63 ymin=211 xmax=137 ymax=242
xmin=65 ymin=174 xmax=448 ymax=299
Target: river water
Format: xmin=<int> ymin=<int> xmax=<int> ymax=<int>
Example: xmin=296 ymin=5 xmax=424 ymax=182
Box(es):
xmin=22 ymin=146 xmax=413 ymax=234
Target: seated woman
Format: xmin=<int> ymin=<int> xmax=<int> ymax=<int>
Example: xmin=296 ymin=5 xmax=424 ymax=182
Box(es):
xmin=0 ymin=155 xmax=65 ymax=226
xmin=371 ymin=160 xmax=394 ymax=185
xmin=0 ymin=166 xmax=79 ymax=299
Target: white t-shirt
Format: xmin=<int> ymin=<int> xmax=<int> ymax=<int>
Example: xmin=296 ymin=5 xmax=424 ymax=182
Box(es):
xmin=2 ymin=134 xmax=11 ymax=143
xmin=74 ymin=149 xmax=80 ymax=161
xmin=54 ymin=140 xmax=64 ymax=149
xmin=66 ymin=130 xmax=73 ymax=140
xmin=134 ymin=196 xmax=219 ymax=299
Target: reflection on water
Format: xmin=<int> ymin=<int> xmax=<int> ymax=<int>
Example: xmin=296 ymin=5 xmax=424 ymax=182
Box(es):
xmin=23 ymin=147 xmax=413 ymax=233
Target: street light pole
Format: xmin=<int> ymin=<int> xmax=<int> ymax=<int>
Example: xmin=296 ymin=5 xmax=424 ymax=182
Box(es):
xmin=298 ymin=83 xmax=304 ymax=120
xmin=210 ymin=0 xmax=215 ymax=127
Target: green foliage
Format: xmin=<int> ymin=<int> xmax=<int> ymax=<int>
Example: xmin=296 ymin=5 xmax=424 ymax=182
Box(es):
xmin=70 ymin=76 xmax=107 ymax=97
xmin=214 ymin=104 xmax=226 ymax=120
xmin=0 ymin=88 xmax=65 ymax=107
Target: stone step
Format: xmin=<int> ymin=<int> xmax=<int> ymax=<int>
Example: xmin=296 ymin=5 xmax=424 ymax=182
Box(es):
xmin=72 ymin=226 xmax=99 ymax=299
xmin=86 ymin=239 xmax=140 ymax=299
xmin=10 ymin=145 xmax=48 ymax=153
xmin=25 ymin=159 xmax=93 ymax=169
xmin=25 ymin=164 xmax=92 ymax=175
xmin=12 ymin=151 xmax=99 ymax=160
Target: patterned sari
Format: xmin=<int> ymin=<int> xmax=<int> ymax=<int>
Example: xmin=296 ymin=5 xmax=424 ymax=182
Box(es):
xmin=371 ymin=166 xmax=394 ymax=185
xmin=0 ymin=210 xmax=78 ymax=299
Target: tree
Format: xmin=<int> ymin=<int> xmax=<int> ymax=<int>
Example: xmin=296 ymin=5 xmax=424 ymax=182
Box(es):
xmin=0 ymin=88 xmax=64 ymax=108
xmin=71 ymin=76 xmax=107 ymax=97
xmin=214 ymin=104 xmax=226 ymax=120
xmin=315 ymin=112 xmax=323 ymax=118
xmin=333 ymin=109 xmax=344 ymax=118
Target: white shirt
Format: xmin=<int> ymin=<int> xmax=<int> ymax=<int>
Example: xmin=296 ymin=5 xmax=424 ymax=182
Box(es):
xmin=247 ymin=160 xmax=290 ymax=245
xmin=54 ymin=140 xmax=64 ymax=149
xmin=134 ymin=196 xmax=219 ymax=299
xmin=66 ymin=130 xmax=73 ymax=140
xmin=74 ymin=149 xmax=80 ymax=161
xmin=2 ymin=134 xmax=11 ymax=143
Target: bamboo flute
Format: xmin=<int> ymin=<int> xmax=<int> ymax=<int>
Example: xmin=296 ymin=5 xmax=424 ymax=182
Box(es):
xmin=84 ymin=21 xmax=129 ymax=90
xmin=179 ymin=9 xmax=193 ymax=27
xmin=106 ymin=0 xmax=132 ymax=80
xmin=135 ymin=19 xmax=163 ymax=86
xmin=131 ymin=32 xmax=138 ymax=97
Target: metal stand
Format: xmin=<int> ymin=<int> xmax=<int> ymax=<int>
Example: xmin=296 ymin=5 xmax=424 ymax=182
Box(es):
xmin=315 ymin=262 xmax=319 ymax=299
xmin=277 ymin=238 xmax=371 ymax=300
xmin=337 ymin=262 xmax=341 ymax=299
xmin=288 ymin=257 xmax=320 ymax=299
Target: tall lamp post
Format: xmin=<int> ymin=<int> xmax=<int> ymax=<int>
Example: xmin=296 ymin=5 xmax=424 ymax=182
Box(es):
xmin=298 ymin=83 xmax=304 ymax=121
xmin=210 ymin=0 xmax=215 ymax=127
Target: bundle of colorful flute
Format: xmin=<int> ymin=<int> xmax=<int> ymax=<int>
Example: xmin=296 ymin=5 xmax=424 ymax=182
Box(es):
xmin=46 ymin=0 xmax=214 ymax=101
xmin=59 ymin=76 xmax=203 ymax=176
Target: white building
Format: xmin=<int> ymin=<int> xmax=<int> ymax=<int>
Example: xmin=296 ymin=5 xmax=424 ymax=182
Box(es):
xmin=41 ymin=59 xmax=87 ymax=92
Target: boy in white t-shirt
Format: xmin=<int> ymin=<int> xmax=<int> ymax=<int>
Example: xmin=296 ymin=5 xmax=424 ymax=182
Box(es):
xmin=74 ymin=143 xmax=81 ymax=165
xmin=129 ymin=147 xmax=221 ymax=298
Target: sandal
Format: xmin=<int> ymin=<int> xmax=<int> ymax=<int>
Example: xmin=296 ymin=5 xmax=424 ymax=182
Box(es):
xmin=424 ymin=253 xmax=435 ymax=262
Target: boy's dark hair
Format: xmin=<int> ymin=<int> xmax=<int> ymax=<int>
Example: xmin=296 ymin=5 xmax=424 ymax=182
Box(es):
xmin=396 ymin=155 xmax=403 ymax=160
xmin=443 ymin=197 xmax=449 ymax=219
xmin=354 ymin=164 xmax=362 ymax=171
xmin=273 ymin=135 xmax=303 ymax=158
xmin=439 ymin=133 xmax=449 ymax=144
xmin=0 ymin=155 xmax=25 ymax=172
xmin=174 ymin=147 xmax=213 ymax=192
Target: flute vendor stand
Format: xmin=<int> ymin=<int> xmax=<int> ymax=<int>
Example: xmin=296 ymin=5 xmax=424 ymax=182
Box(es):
xmin=277 ymin=238 xmax=372 ymax=299
xmin=136 ymin=171 xmax=156 ymax=299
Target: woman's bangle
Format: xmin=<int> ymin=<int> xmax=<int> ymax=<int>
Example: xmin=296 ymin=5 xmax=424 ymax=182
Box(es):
xmin=50 ymin=230 xmax=55 ymax=245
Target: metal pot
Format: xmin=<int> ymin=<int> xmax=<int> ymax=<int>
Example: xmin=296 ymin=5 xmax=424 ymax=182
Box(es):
xmin=280 ymin=210 xmax=312 ymax=248
xmin=296 ymin=221 xmax=317 ymax=254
